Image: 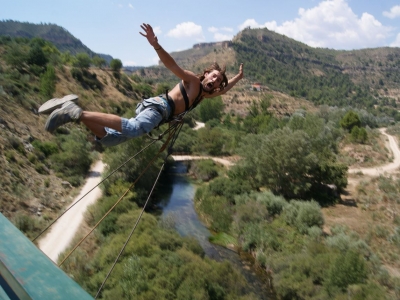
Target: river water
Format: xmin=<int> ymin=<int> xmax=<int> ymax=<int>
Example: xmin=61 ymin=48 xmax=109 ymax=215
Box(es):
xmin=156 ymin=161 xmax=274 ymax=300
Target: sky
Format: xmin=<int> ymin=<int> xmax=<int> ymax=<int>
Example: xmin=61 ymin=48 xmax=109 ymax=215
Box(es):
xmin=2 ymin=0 xmax=400 ymax=67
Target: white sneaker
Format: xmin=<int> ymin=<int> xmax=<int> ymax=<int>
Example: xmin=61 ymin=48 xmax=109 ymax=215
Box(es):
xmin=38 ymin=94 xmax=79 ymax=114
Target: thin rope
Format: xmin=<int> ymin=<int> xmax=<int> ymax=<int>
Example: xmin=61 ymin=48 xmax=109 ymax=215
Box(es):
xmin=94 ymin=161 xmax=166 ymax=299
xmin=58 ymin=142 xmax=167 ymax=267
xmin=32 ymin=138 xmax=159 ymax=242
xmin=94 ymin=120 xmax=184 ymax=298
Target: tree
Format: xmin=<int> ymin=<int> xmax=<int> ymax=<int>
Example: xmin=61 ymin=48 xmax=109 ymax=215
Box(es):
xmin=40 ymin=65 xmax=57 ymax=98
xmin=92 ymin=55 xmax=106 ymax=69
xmin=27 ymin=43 xmax=48 ymax=67
xmin=110 ymin=58 xmax=123 ymax=72
xmin=198 ymin=96 xmax=224 ymax=122
xmin=237 ymin=127 xmax=347 ymax=199
xmin=340 ymin=110 xmax=361 ymax=131
xmin=73 ymin=53 xmax=91 ymax=69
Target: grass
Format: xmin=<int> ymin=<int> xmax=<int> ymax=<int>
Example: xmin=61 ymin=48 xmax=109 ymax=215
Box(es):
xmin=209 ymin=232 xmax=238 ymax=248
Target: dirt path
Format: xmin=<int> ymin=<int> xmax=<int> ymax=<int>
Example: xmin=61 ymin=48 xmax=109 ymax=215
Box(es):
xmin=37 ymin=128 xmax=399 ymax=265
xmin=171 ymin=155 xmax=234 ymax=167
xmin=349 ymin=128 xmax=400 ymax=176
xmin=38 ymin=160 xmax=105 ymax=263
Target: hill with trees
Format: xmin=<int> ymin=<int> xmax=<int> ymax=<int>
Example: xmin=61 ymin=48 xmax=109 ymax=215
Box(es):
xmin=1 ymin=21 xmax=400 ymax=299
xmin=0 ymin=20 xmax=113 ymax=63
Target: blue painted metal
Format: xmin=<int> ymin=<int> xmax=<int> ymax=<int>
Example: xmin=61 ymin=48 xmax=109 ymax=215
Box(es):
xmin=0 ymin=213 xmax=94 ymax=300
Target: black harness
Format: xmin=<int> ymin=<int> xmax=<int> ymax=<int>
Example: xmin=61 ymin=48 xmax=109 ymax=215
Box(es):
xmin=144 ymin=82 xmax=203 ymax=127
xmin=179 ymin=81 xmax=203 ymax=113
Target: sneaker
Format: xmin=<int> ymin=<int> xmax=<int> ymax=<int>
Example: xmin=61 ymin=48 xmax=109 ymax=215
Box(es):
xmin=45 ymin=101 xmax=83 ymax=133
xmin=38 ymin=94 xmax=79 ymax=115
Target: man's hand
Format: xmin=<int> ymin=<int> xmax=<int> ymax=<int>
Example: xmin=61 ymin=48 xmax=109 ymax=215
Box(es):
xmin=238 ymin=63 xmax=244 ymax=80
xmin=140 ymin=23 xmax=159 ymax=48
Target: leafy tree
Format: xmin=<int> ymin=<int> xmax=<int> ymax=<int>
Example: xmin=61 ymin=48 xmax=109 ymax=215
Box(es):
xmin=340 ymin=110 xmax=361 ymax=131
xmin=27 ymin=43 xmax=48 ymax=67
xmin=326 ymin=250 xmax=367 ymax=293
xmin=192 ymin=126 xmax=226 ymax=155
xmin=351 ymin=126 xmax=368 ymax=143
xmin=73 ymin=53 xmax=91 ymax=69
xmin=110 ymin=58 xmax=123 ymax=72
xmin=237 ymin=127 xmax=346 ymax=199
xmin=4 ymin=42 xmax=28 ymax=71
xmin=92 ymin=55 xmax=106 ymax=68
xmin=40 ymin=65 xmax=57 ymax=98
xmin=198 ymin=96 xmax=224 ymax=122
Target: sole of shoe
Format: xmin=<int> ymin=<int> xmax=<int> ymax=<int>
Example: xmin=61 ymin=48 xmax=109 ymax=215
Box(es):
xmin=38 ymin=94 xmax=79 ymax=115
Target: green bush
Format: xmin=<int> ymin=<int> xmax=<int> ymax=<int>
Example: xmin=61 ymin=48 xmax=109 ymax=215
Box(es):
xmin=189 ymin=159 xmax=218 ymax=182
xmin=326 ymin=250 xmax=367 ymax=293
xmin=32 ymin=139 xmax=59 ymax=157
xmin=284 ymin=200 xmax=324 ymax=234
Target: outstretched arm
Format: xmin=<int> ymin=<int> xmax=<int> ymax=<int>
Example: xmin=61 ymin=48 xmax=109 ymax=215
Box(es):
xmin=205 ymin=63 xmax=244 ymax=98
xmin=140 ymin=23 xmax=195 ymax=81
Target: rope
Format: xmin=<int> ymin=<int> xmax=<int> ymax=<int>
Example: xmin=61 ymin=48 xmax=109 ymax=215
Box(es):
xmin=32 ymin=138 xmax=160 ymax=242
xmin=94 ymin=120 xmax=184 ymax=298
xmin=58 ymin=135 xmax=171 ymax=267
xmin=94 ymin=160 xmax=166 ymax=299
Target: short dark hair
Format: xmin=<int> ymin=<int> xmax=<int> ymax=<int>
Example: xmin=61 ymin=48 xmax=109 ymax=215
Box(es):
xmin=198 ymin=62 xmax=228 ymax=94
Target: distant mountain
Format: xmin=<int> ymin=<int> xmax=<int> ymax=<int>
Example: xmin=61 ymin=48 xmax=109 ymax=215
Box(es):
xmin=0 ymin=20 xmax=113 ymax=63
xmin=137 ymin=26 xmax=400 ymax=110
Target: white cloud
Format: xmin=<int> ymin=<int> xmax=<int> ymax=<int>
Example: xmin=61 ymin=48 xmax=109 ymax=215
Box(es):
xmin=123 ymin=60 xmax=137 ymax=66
xmin=153 ymin=26 xmax=162 ymax=35
xmin=208 ymin=26 xmax=234 ymax=41
xmin=213 ymin=33 xmax=233 ymax=41
xmin=390 ymin=33 xmax=400 ymax=47
xmin=128 ymin=3 xmax=134 ymax=9
xmin=383 ymin=5 xmax=400 ymax=19
xmin=166 ymin=22 xmax=204 ymax=40
xmin=238 ymin=0 xmax=393 ymax=50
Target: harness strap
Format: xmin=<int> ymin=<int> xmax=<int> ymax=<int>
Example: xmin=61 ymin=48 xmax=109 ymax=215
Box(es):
xmin=179 ymin=81 xmax=190 ymax=111
xmin=179 ymin=81 xmax=203 ymax=112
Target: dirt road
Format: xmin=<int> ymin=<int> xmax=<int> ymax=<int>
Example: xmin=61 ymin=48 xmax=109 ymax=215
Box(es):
xmin=37 ymin=128 xmax=399 ymax=264
xmin=38 ymin=160 xmax=105 ymax=263
xmin=349 ymin=128 xmax=400 ymax=176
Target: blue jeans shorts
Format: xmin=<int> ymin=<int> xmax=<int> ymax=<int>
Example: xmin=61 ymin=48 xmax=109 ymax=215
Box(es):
xmin=97 ymin=97 xmax=172 ymax=147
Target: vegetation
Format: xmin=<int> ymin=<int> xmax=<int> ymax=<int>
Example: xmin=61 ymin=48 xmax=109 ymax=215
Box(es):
xmin=2 ymin=20 xmax=400 ymax=299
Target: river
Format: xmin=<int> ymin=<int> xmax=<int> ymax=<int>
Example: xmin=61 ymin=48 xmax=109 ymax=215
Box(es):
xmin=156 ymin=161 xmax=274 ymax=300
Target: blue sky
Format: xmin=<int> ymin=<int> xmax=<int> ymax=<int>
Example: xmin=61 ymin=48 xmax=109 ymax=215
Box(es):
xmin=2 ymin=0 xmax=400 ymax=67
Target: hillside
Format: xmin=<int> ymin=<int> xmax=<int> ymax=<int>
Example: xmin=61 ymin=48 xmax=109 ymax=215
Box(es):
xmin=0 ymin=20 xmax=113 ymax=62
xmin=2 ymin=20 xmax=400 ymax=299
xmin=2 ymin=20 xmax=400 ymax=228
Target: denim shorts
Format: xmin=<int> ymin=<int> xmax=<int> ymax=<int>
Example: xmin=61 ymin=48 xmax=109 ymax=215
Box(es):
xmin=97 ymin=97 xmax=172 ymax=147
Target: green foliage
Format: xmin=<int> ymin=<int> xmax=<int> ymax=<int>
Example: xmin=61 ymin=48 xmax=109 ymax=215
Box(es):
xmin=27 ymin=42 xmax=48 ymax=67
xmin=39 ymin=64 xmax=57 ymax=98
xmin=351 ymin=126 xmax=368 ymax=143
xmin=283 ymin=200 xmax=324 ymax=234
xmin=192 ymin=126 xmax=227 ymax=155
xmin=32 ymin=139 xmax=59 ymax=157
xmin=326 ymin=250 xmax=367 ymax=293
xmin=62 ymin=206 xmax=255 ymax=299
xmin=49 ymin=129 xmax=92 ymax=186
xmin=198 ymin=96 xmax=224 ymax=122
xmin=102 ymin=136 xmax=163 ymax=206
xmin=189 ymin=159 xmax=219 ymax=182
xmin=155 ymin=82 xmax=171 ymax=95
xmin=340 ymin=110 xmax=361 ymax=131
xmin=73 ymin=52 xmax=92 ymax=69
xmin=110 ymin=58 xmax=123 ymax=72
xmin=92 ymin=55 xmax=106 ymax=68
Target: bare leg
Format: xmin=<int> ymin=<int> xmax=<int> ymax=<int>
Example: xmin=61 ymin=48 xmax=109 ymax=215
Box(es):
xmin=80 ymin=111 xmax=122 ymax=138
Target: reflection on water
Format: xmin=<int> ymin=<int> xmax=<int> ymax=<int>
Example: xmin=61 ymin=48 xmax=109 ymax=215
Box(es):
xmin=157 ymin=161 xmax=274 ymax=300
